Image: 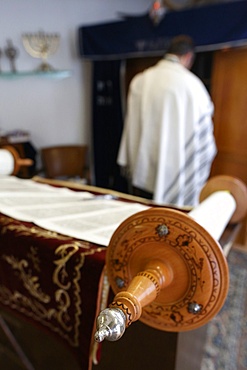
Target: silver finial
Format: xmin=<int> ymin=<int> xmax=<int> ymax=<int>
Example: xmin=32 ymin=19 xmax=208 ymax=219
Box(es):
xmin=94 ymin=308 xmax=126 ymax=342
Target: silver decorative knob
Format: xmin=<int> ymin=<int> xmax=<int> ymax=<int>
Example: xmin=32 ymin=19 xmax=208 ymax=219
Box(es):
xmin=94 ymin=308 xmax=126 ymax=342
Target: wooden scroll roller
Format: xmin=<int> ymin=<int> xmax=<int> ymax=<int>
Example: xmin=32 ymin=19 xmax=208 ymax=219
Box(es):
xmin=94 ymin=175 xmax=247 ymax=343
xmin=0 ymin=146 xmax=33 ymax=176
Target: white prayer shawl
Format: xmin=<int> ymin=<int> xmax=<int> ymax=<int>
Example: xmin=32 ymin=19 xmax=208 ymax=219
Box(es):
xmin=117 ymin=59 xmax=217 ymax=207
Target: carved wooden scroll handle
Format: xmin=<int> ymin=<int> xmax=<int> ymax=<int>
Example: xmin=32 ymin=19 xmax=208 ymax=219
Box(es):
xmin=0 ymin=146 xmax=33 ymax=175
xmin=95 ymin=176 xmax=247 ymax=342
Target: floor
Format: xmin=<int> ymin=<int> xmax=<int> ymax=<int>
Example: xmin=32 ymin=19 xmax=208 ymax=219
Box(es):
xmin=0 ymin=310 xmax=81 ymax=370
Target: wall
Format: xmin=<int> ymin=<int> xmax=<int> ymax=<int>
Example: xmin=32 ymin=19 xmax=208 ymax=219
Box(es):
xmin=0 ymin=0 xmax=151 ymax=168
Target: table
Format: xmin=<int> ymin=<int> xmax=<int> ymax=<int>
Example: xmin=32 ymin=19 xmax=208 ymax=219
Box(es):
xmin=0 ymin=177 xmax=241 ymax=370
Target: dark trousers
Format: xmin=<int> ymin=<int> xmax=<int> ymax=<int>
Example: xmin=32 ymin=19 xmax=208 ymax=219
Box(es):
xmin=132 ymin=186 xmax=153 ymax=200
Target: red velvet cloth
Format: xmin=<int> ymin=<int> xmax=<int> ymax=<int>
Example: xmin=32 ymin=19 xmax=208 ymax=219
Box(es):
xmin=0 ymin=213 xmax=106 ymax=369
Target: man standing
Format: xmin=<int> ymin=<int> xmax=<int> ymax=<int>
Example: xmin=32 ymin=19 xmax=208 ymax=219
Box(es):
xmin=117 ymin=35 xmax=216 ymax=206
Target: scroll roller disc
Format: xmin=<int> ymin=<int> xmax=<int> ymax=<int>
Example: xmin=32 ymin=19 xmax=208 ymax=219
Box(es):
xmin=106 ymin=207 xmax=229 ymax=332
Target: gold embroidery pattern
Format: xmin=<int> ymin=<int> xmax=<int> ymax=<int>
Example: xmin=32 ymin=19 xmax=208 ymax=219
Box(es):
xmin=2 ymin=254 xmax=50 ymax=303
xmin=0 ymin=214 xmax=106 ymax=347
xmin=0 ymin=240 xmax=104 ymax=347
xmin=2 ymin=224 xmax=70 ymax=240
xmin=27 ymin=246 xmax=41 ymax=272
xmin=0 ymin=215 xmax=96 ymax=249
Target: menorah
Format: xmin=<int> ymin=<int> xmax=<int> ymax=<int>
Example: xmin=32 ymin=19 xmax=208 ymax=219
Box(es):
xmin=22 ymin=30 xmax=60 ymax=72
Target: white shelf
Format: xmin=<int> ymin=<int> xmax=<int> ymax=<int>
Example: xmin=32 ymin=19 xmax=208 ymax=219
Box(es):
xmin=0 ymin=70 xmax=72 ymax=80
